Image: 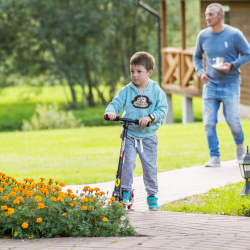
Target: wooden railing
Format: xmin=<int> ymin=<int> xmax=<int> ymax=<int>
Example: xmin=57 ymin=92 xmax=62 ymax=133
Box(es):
xmin=161 ymin=47 xmax=203 ymax=97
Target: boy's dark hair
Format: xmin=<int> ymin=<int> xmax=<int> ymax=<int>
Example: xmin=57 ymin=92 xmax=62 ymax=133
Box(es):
xmin=130 ymin=52 xmax=155 ymax=72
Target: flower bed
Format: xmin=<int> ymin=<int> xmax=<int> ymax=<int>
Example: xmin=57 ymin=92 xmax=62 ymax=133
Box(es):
xmin=0 ymin=172 xmax=137 ymax=239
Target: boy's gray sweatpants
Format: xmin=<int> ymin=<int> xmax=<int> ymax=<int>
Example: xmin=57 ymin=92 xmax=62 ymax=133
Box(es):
xmin=121 ymin=134 xmax=158 ymax=196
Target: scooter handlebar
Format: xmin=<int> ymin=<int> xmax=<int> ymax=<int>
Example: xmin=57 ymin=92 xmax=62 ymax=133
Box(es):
xmin=103 ymin=114 xmax=151 ymax=127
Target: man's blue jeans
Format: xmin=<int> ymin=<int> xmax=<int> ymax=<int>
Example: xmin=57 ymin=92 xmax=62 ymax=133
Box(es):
xmin=203 ymin=82 xmax=244 ymax=157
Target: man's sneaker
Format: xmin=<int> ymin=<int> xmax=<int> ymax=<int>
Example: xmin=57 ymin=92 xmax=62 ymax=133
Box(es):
xmin=122 ymin=190 xmax=131 ymax=204
xmin=147 ymin=195 xmax=159 ymax=211
xmin=204 ymin=157 xmax=221 ymax=167
xmin=236 ymin=143 xmax=246 ymax=161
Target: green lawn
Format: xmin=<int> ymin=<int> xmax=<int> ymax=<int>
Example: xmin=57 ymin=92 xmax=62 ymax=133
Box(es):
xmin=0 ymin=85 xmax=203 ymax=131
xmin=160 ymin=182 xmax=250 ymax=216
xmin=1 ymin=120 xmax=249 ymax=185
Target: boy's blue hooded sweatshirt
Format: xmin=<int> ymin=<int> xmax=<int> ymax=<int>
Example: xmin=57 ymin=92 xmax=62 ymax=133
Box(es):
xmin=105 ymin=79 xmax=168 ymax=139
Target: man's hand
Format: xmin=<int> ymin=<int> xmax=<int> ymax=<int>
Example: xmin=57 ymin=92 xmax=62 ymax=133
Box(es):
xmin=201 ymin=72 xmax=210 ymax=84
xmin=139 ymin=116 xmax=151 ymax=127
xmin=217 ymin=62 xmax=232 ymax=73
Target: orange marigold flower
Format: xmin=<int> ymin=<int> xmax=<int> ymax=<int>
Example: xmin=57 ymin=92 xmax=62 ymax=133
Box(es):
xmin=70 ymin=194 xmax=77 ymax=199
xmin=82 ymin=206 xmax=88 ymax=210
xmin=94 ymin=187 xmax=100 ymax=192
xmin=35 ymin=196 xmax=42 ymax=202
xmin=16 ymin=196 xmax=24 ymax=202
xmin=97 ymin=202 xmax=102 ymax=206
xmin=22 ymin=222 xmax=29 ymax=229
xmin=9 ymin=192 xmax=16 ymax=197
xmin=83 ymin=186 xmax=90 ymax=191
xmin=62 ymin=213 xmax=67 ymax=216
xmin=0 ymin=188 xmax=3 ymax=193
xmin=95 ymin=192 xmax=100 ymax=197
xmin=59 ymin=182 xmax=66 ymax=187
xmin=89 ymin=188 xmax=95 ymax=192
xmin=7 ymin=208 xmax=14 ymax=215
xmin=45 ymin=185 xmax=51 ymax=190
xmin=119 ymin=203 xmax=123 ymax=206
xmin=108 ymin=201 xmax=112 ymax=204
xmin=36 ymin=217 xmax=43 ymax=223
xmin=1 ymin=182 xmax=7 ymax=187
xmin=50 ymin=197 xmax=57 ymax=202
xmin=55 ymin=181 xmax=59 ymax=185
xmin=12 ymin=188 xmax=19 ymax=192
xmin=110 ymin=197 xmax=116 ymax=201
xmin=2 ymin=196 xmax=8 ymax=201
xmin=1 ymin=205 xmax=8 ymax=210
xmin=89 ymin=199 xmax=93 ymax=203
xmin=54 ymin=186 xmax=62 ymax=191
xmin=103 ymin=217 xmax=108 ymax=222
xmin=82 ymin=198 xmax=88 ymax=202
xmin=241 ymin=204 xmax=245 ymax=207
xmin=13 ymin=199 xmax=20 ymax=204
xmin=67 ymin=189 xmax=73 ymax=194
xmin=40 ymin=177 xmax=45 ymax=181
xmin=57 ymin=197 xmax=64 ymax=202
xmin=37 ymin=203 xmax=45 ymax=209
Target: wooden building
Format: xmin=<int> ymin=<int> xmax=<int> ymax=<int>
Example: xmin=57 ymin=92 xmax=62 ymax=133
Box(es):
xmin=160 ymin=0 xmax=250 ymax=123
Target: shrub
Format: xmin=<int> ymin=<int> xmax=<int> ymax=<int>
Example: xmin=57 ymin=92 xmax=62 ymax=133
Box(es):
xmin=0 ymin=172 xmax=137 ymax=239
xmin=22 ymin=102 xmax=83 ymax=131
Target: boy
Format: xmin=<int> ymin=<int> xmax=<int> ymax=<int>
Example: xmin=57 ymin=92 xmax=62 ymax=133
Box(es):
xmin=105 ymin=52 xmax=168 ymax=210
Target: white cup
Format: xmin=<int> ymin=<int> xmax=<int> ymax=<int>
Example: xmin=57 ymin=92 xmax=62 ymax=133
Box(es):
xmin=213 ymin=57 xmax=224 ymax=67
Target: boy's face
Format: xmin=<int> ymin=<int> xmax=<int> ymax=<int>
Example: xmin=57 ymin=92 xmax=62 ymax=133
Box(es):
xmin=130 ymin=64 xmax=153 ymax=87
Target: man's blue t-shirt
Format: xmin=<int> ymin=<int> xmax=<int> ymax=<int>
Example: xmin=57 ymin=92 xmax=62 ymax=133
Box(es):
xmin=193 ymin=25 xmax=250 ymax=84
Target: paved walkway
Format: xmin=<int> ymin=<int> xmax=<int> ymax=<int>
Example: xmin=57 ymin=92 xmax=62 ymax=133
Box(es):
xmin=2 ymin=159 xmax=250 ymax=250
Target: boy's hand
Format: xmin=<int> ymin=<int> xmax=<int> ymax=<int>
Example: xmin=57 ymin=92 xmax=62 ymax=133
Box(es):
xmin=106 ymin=112 xmax=117 ymax=120
xmin=139 ymin=116 xmax=151 ymax=127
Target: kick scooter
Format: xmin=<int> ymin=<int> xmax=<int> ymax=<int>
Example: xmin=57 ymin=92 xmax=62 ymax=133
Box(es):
xmin=103 ymin=114 xmax=151 ymax=209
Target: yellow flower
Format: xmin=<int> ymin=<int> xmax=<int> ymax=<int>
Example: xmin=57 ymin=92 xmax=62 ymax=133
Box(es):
xmin=37 ymin=203 xmax=45 ymax=209
xmin=82 ymin=206 xmax=88 ymax=210
xmin=35 ymin=195 xmax=42 ymax=202
xmin=1 ymin=205 xmax=8 ymax=210
xmin=22 ymin=222 xmax=29 ymax=229
xmin=110 ymin=197 xmax=116 ymax=201
xmin=36 ymin=218 xmax=43 ymax=223
xmin=103 ymin=217 xmax=108 ymax=222
xmin=50 ymin=197 xmax=57 ymax=202
xmin=2 ymin=196 xmax=8 ymax=201
xmin=82 ymin=198 xmax=88 ymax=202
xmin=62 ymin=213 xmax=67 ymax=216
xmin=7 ymin=208 xmax=14 ymax=215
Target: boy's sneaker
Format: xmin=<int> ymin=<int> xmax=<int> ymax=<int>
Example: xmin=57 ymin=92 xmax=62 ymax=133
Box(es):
xmin=122 ymin=190 xmax=131 ymax=204
xmin=147 ymin=195 xmax=159 ymax=211
xmin=204 ymin=157 xmax=221 ymax=167
xmin=236 ymin=143 xmax=246 ymax=161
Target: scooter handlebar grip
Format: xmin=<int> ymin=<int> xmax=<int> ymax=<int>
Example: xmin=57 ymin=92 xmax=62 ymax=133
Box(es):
xmin=103 ymin=114 xmax=120 ymax=121
xmin=134 ymin=120 xmax=151 ymax=127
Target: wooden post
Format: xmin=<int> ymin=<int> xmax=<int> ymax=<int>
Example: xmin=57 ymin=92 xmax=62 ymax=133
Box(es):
xmin=181 ymin=0 xmax=186 ymax=50
xmin=160 ymin=0 xmax=167 ymax=48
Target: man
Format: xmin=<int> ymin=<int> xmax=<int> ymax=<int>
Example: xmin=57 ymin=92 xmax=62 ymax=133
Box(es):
xmin=193 ymin=3 xmax=250 ymax=167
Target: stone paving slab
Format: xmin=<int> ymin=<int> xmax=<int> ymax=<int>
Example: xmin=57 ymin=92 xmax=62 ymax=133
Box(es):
xmin=1 ymin=160 xmax=248 ymax=250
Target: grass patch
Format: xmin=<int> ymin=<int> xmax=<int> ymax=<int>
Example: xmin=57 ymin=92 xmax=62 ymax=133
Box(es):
xmin=0 ymin=85 xmax=203 ymax=131
xmin=0 ymin=120 xmax=249 ymax=185
xmin=160 ymin=181 xmax=250 ymax=216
